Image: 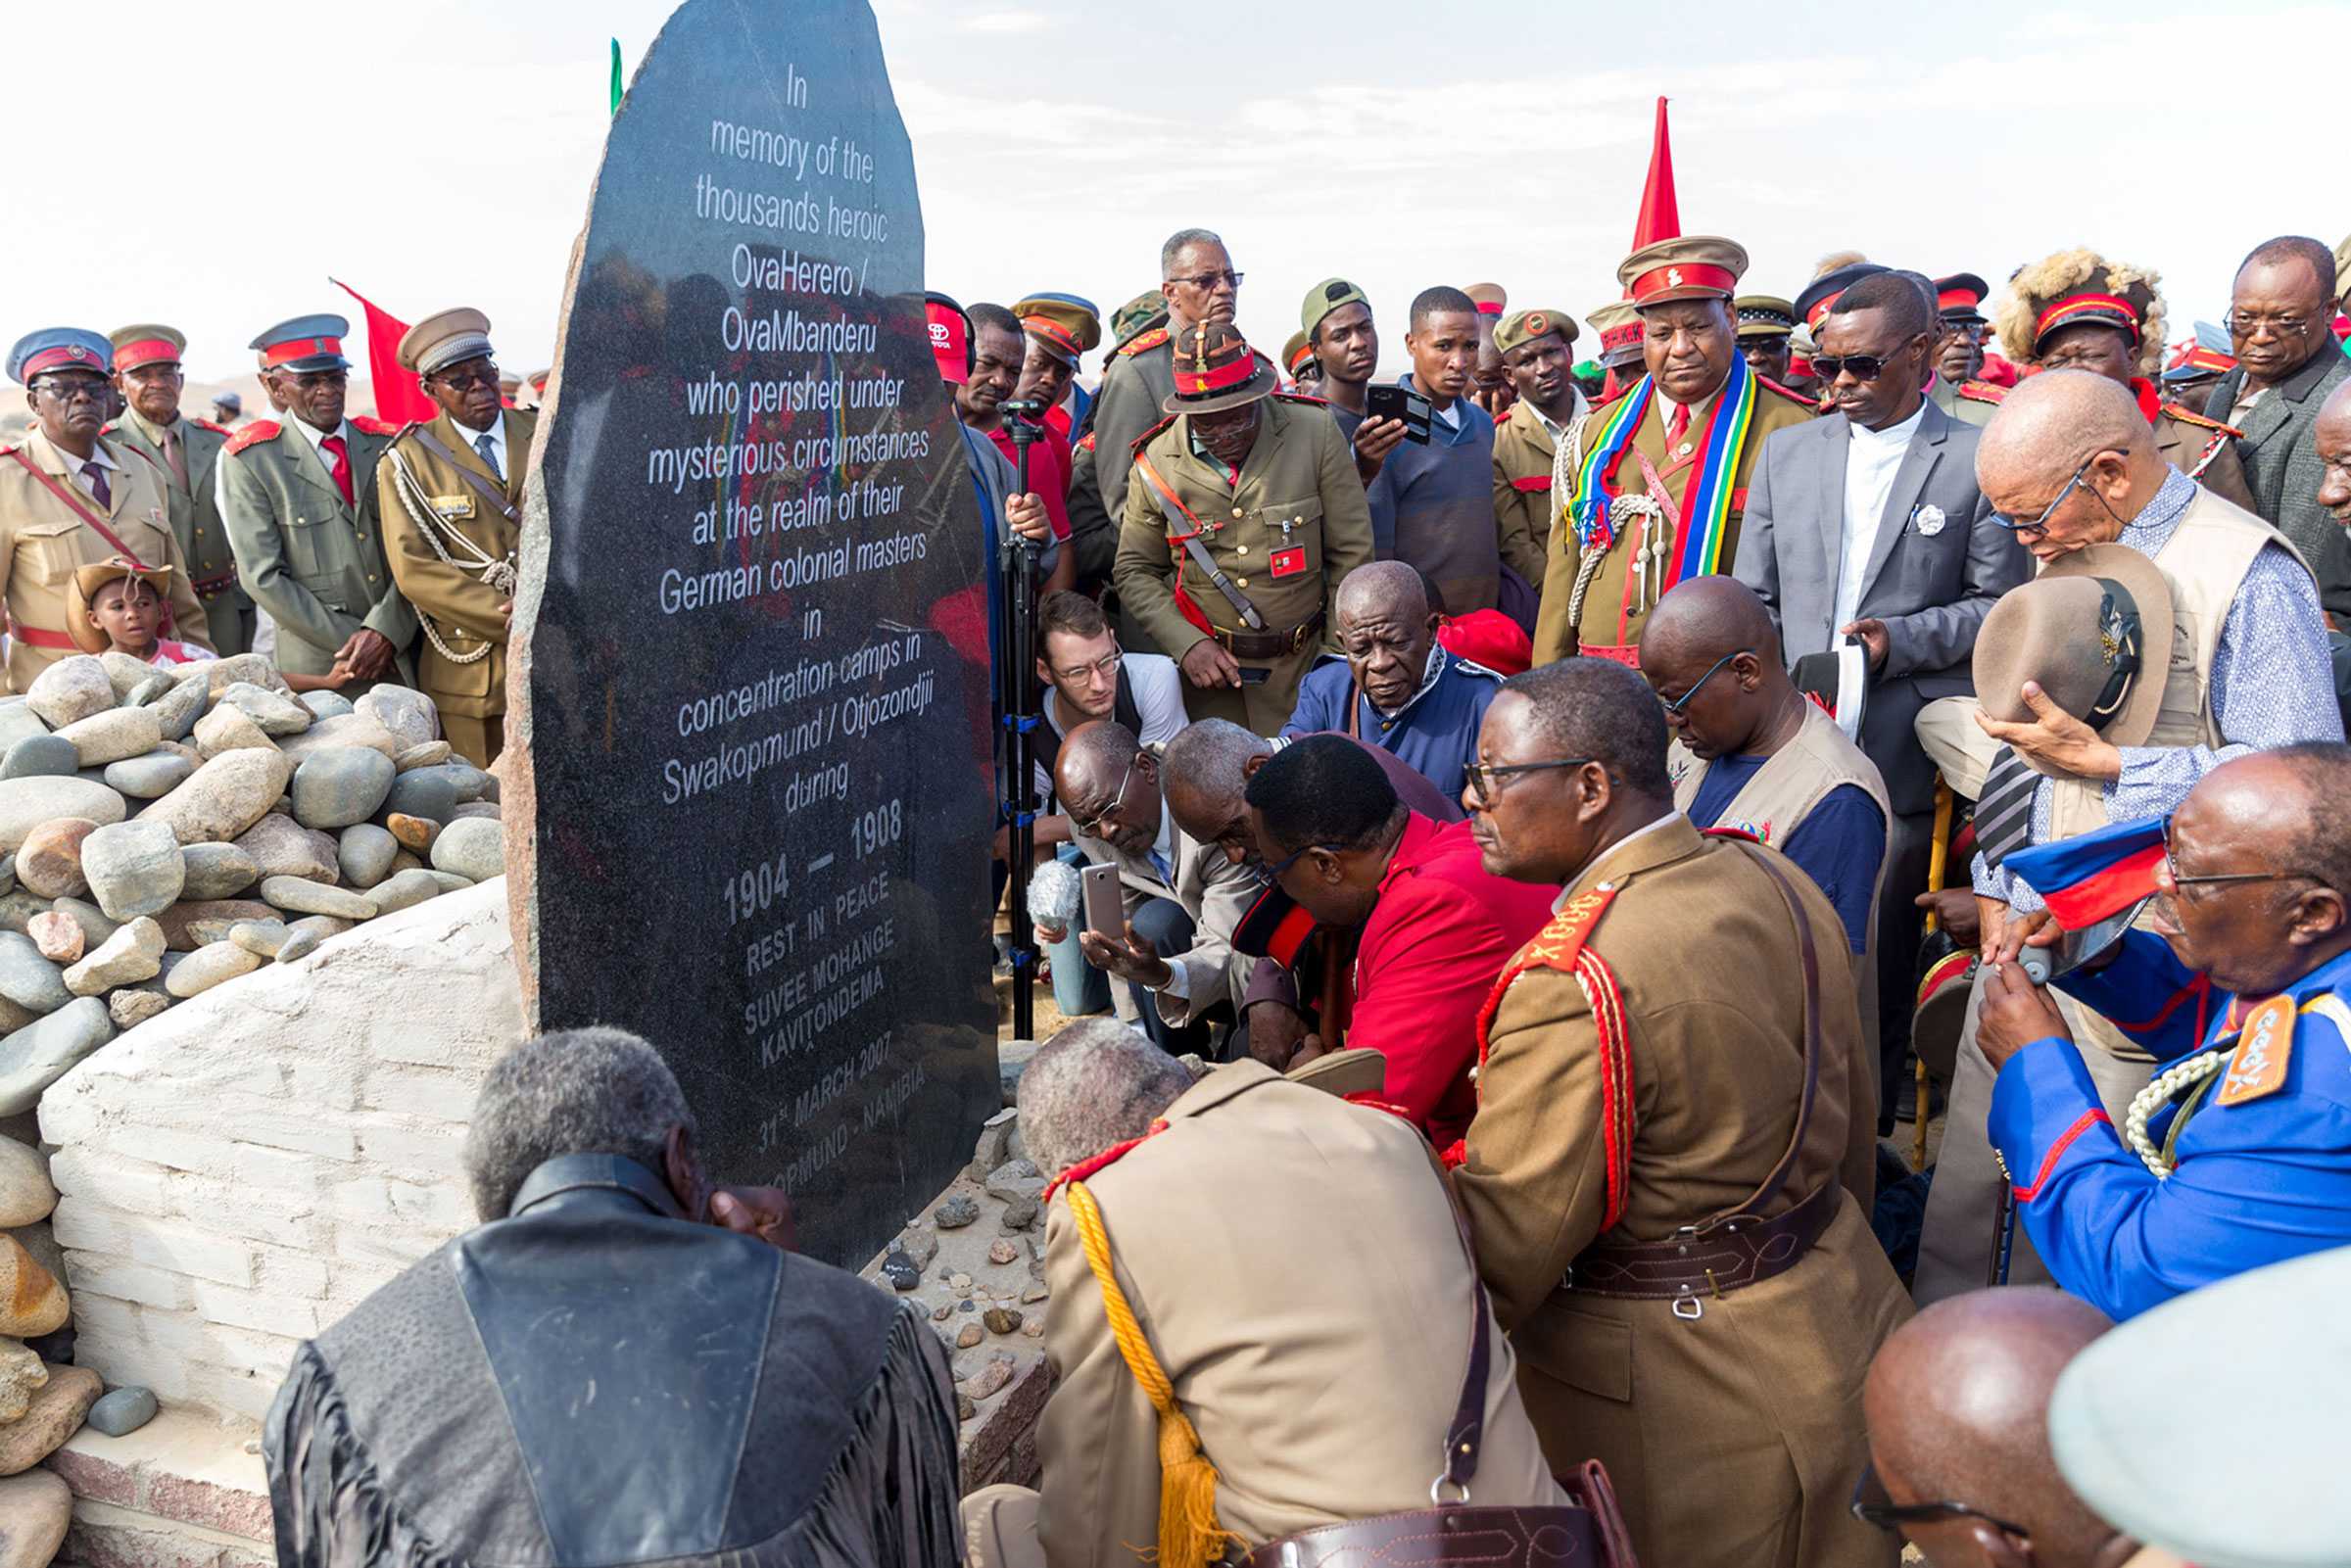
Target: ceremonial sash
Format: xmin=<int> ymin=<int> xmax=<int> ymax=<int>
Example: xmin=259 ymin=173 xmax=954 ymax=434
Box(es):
xmin=1568 ymin=355 xmax=1758 ymax=586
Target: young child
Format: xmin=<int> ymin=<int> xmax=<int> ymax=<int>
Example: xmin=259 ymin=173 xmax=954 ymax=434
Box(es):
xmin=67 ymin=559 xmax=351 ymax=689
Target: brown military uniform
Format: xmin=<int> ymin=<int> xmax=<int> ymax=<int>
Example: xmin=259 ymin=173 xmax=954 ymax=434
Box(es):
xmin=1085 ymin=326 xmax=1178 ymax=519
xmin=1457 ymin=818 xmax=1909 ymax=1568
xmin=376 ymin=407 xmax=535 ymax=766
xmin=1490 ymin=394 xmax=1579 ymax=590
xmin=0 ymin=428 xmax=213 ymax=690
xmin=105 ymin=409 xmax=253 ymax=654
xmin=1114 ymin=395 xmax=1374 ymax=734
xmin=1531 ymin=376 xmax=1815 ymax=665
xmin=2153 ymin=402 xmax=2256 ymax=511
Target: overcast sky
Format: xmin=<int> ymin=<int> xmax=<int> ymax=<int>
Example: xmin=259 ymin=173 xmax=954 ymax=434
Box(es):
xmin=4 ymin=0 xmax=2337 ymax=386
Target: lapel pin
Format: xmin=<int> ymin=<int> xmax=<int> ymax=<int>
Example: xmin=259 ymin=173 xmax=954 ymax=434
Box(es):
xmin=1913 ymin=502 xmax=1946 ymax=537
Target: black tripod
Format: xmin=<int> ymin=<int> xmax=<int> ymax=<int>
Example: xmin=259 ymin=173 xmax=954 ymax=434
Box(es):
xmin=995 ymin=400 xmax=1049 ymax=1041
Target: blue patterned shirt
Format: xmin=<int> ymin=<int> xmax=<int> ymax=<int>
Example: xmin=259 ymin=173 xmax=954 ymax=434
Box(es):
xmin=1975 ymin=466 xmax=2343 ymax=911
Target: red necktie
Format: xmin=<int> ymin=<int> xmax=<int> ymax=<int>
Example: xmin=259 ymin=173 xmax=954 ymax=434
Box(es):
xmin=320 ymin=434 xmax=354 ymax=507
xmin=1666 ymin=403 xmax=1690 ymax=448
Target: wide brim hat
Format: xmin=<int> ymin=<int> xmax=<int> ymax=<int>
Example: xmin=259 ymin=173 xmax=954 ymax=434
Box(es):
xmin=67 ymin=557 xmax=176 ymax=655
xmin=1975 ymin=546 xmax=2175 ymax=753
xmin=2051 ymin=1244 xmax=2351 ymax=1568
xmin=1911 ymin=931 xmax=1976 ymax=1085
xmin=1159 ymin=320 xmax=1277 ymax=415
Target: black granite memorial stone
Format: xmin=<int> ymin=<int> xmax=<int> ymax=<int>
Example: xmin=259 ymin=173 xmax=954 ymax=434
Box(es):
xmin=515 ymin=0 xmax=996 ymax=1267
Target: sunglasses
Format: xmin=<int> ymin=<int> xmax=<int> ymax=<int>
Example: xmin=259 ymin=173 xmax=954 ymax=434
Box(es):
xmin=1809 ymin=353 xmax=1901 ymax=381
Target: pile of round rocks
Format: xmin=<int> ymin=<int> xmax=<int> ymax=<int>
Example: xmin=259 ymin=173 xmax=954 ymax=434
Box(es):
xmin=0 ymin=652 xmax=507 ymax=1114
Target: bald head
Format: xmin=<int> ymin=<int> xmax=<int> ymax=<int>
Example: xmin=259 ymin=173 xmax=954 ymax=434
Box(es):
xmin=2316 ymin=378 xmax=2351 ymax=527
xmin=1865 ymin=1288 xmax=2122 ymax=1568
xmin=1161 ymin=718 xmax=1267 ymax=822
xmin=1335 ymin=560 xmax=1426 ymax=624
xmin=1978 ymin=369 xmax=2147 ymax=484
xmin=1054 ymin=718 xmax=1141 ymax=796
xmin=1640 ymin=576 xmax=1782 ymax=667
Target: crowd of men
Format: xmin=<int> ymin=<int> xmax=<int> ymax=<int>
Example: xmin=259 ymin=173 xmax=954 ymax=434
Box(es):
xmin=0 ymin=309 xmax=534 ymax=767
xmin=884 ymin=221 xmax=2351 ymax=1568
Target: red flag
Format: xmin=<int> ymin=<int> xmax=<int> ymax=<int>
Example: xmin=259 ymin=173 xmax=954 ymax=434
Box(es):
xmin=1631 ymin=97 xmax=1679 ymax=250
xmin=329 ymin=278 xmax=437 ymax=425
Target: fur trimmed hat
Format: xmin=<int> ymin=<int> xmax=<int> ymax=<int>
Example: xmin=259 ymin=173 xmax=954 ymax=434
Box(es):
xmin=1995 ymin=249 xmax=2168 ymax=379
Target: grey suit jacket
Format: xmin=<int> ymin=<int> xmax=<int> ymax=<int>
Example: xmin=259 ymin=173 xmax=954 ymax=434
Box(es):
xmin=2205 ymin=347 xmax=2351 ymax=617
xmin=1732 ymin=398 xmax=2031 ymax=813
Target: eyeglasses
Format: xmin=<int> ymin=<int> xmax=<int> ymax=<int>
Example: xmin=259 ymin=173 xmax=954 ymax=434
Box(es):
xmin=2162 ymin=816 xmax=2311 ymax=893
xmin=431 ymin=361 xmax=501 ymax=392
xmin=32 ymin=375 xmax=109 ymax=403
xmin=1661 ymin=649 xmax=1746 ymax=715
xmin=1992 ymin=454 xmax=2104 ymax=538
xmin=1850 ymin=1462 xmax=2028 ymax=1541
xmin=2227 ymin=311 xmax=2314 ymax=340
xmin=1265 ymin=839 xmax=1344 ymax=881
xmin=1809 ymin=353 xmax=1899 ymax=381
xmin=1168 ymin=270 xmax=1243 ymax=294
xmin=1464 ymin=758 xmax=1597 ymax=807
xmin=1050 ymin=649 xmax=1121 ymax=685
xmin=1072 ymin=753 xmax=1138 ymax=838
xmin=1941 ymin=321 xmax=1987 ymax=342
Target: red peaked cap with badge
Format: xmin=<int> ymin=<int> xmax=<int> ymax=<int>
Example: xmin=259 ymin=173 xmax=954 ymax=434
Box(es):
xmin=107 ymin=323 xmax=186 ymax=373
xmin=248 ymin=312 xmax=351 ymax=373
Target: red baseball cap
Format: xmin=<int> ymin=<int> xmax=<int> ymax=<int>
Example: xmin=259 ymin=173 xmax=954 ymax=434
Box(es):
xmin=923 ymin=293 xmax=969 ymax=385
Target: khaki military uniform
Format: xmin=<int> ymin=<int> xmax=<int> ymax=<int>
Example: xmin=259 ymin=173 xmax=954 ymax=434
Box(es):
xmin=1458 ymin=818 xmax=1909 ymax=1568
xmin=219 ymin=415 xmax=416 ymax=682
xmin=376 ymin=407 xmax=535 ymax=766
xmin=1491 ymin=395 xmax=1578 ymax=589
xmin=0 ymin=428 xmax=213 ymax=690
xmin=1114 ymin=395 xmax=1374 ymax=735
xmin=1927 ymin=375 xmax=2003 ymax=428
xmin=2153 ymin=403 xmax=2256 ymax=512
xmin=963 ymin=1060 xmax=1563 ymax=1568
xmin=1085 ymin=326 xmax=1178 ymax=519
xmin=105 ymin=409 xmax=253 ymax=656
xmin=1532 ymin=378 xmax=1814 ymax=665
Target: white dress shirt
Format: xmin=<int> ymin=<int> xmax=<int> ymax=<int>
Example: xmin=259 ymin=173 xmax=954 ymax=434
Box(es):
xmin=1833 ymin=400 xmax=1926 ymax=631
xmin=456 ymin=413 xmax=508 ymax=481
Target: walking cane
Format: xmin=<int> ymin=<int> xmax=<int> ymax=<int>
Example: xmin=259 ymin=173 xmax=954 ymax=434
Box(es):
xmin=1916 ymin=779 xmax=1954 ymax=1172
xmin=996 ymin=400 xmax=1049 ymax=1041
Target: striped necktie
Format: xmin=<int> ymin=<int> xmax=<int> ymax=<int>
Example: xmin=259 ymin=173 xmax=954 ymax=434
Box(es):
xmin=1974 ymin=745 xmax=2039 ymax=868
xmin=475 ymin=431 xmax=503 ymax=482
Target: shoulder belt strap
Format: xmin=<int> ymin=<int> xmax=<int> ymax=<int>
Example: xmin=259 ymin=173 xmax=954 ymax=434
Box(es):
xmin=3 ymin=449 xmax=152 ymax=569
xmin=1705 ymin=843 xmax=1824 ymax=1229
xmin=1128 ymin=449 xmax=1266 ymax=632
xmin=408 ymin=424 xmax=522 ymax=524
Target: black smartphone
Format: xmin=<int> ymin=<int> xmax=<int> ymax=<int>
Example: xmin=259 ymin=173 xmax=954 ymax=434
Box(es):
xmin=1365 ymin=384 xmax=1433 ymax=444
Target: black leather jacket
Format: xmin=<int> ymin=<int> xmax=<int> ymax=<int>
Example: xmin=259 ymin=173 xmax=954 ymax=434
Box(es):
xmin=264 ymin=1155 xmax=960 ymax=1568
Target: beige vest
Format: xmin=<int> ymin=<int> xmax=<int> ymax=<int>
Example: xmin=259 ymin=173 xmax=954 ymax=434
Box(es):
xmin=2046 ymin=488 xmax=2298 ymax=841
xmin=1669 ymin=701 xmax=1894 ymax=1068
xmin=2040 ymin=488 xmax=2298 ymax=1064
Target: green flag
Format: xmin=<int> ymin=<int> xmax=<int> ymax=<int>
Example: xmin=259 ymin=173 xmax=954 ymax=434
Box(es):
xmin=609 ymin=39 xmax=623 ymax=115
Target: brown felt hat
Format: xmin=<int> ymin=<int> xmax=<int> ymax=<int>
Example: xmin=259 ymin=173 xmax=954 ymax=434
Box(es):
xmin=1973 ymin=546 xmax=2174 ymax=753
xmin=67 ymin=557 xmax=175 ymax=656
xmin=1159 ymin=320 xmax=1277 ymax=415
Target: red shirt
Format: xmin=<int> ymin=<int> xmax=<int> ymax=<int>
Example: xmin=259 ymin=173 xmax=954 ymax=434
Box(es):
xmin=986 ymin=421 xmax=1073 ymax=541
xmin=1352 ymin=813 xmax=1558 ymax=1146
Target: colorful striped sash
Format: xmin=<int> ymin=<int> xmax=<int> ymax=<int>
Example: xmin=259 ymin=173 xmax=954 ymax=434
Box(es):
xmin=1568 ymin=354 xmax=1758 ymax=589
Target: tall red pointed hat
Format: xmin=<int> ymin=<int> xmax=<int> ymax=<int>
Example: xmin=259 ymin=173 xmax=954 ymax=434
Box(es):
xmin=1631 ymin=97 xmax=1679 ymax=250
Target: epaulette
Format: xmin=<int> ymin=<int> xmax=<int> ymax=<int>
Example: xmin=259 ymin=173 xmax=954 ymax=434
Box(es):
xmin=1957 ymin=380 xmax=2007 ymax=405
xmin=2161 ymin=402 xmax=2241 ymax=438
xmin=1128 ymin=413 xmax=1176 ymax=455
xmin=1271 ymin=391 xmax=1328 ymax=406
xmin=1117 ymin=326 xmax=1170 ymax=357
xmin=349 ymin=414 xmax=401 ymax=437
xmin=99 ymin=421 xmax=118 ymax=436
xmin=1758 ymin=376 xmax=1818 ymax=406
xmin=191 ymin=418 xmax=233 ymax=436
xmin=223 ymin=420 xmax=281 ymax=455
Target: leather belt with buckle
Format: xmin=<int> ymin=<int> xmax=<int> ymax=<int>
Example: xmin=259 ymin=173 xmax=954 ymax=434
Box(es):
xmin=1215 ymin=611 xmax=1323 ymax=662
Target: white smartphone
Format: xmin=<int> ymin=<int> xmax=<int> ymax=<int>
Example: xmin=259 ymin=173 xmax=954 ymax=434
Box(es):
xmin=1080 ymin=863 xmax=1124 ymax=937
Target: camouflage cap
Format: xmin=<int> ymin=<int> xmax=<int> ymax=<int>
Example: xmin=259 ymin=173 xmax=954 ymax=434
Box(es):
xmin=1109 ymin=290 xmax=1168 ymax=349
